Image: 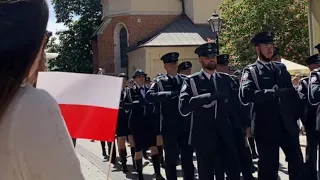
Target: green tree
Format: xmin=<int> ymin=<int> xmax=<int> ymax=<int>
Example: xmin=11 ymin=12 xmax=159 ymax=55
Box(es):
xmin=46 ymin=36 xmax=59 ymax=53
xmin=219 ymin=0 xmax=309 ymax=67
xmin=48 ymin=0 xmax=102 ymax=73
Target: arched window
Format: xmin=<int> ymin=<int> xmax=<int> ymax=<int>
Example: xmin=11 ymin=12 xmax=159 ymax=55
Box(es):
xmin=119 ymin=28 xmax=128 ymax=68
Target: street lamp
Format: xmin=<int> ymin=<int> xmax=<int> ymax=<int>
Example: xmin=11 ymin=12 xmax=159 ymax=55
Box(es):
xmin=208 ymin=12 xmax=223 ymax=54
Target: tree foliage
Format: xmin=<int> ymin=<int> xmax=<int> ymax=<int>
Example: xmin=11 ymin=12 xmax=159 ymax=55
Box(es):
xmin=46 ymin=37 xmax=59 ymax=53
xmin=219 ymin=0 xmax=309 ymax=67
xmin=48 ymin=0 xmax=102 ymax=73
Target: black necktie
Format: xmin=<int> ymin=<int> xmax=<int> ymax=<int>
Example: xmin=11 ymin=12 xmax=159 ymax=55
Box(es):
xmin=172 ymin=76 xmax=177 ymax=84
xmin=209 ymin=75 xmax=215 ymax=91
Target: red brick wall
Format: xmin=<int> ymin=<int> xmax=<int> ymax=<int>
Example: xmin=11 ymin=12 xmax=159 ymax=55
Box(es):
xmin=95 ymin=15 xmax=178 ymax=73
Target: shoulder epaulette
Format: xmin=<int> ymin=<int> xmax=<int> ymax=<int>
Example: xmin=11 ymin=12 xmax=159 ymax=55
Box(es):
xmin=217 ymin=72 xmax=230 ymax=77
xmin=188 ymin=71 xmax=201 ymax=78
xmin=178 ymin=74 xmax=187 ymax=78
xmin=156 ymin=75 xmax=168 ymax=81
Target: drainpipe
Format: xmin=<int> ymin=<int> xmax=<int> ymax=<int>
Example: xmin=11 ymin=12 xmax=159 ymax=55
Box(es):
xmin=180 ymin=0 xmax=185 ymax=14
xmin=308 ymin=0 xmax=314 ymax=55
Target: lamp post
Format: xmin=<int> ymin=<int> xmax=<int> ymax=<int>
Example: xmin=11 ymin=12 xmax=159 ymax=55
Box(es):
xmin=208 ymin=12 xmax=223 ymax=54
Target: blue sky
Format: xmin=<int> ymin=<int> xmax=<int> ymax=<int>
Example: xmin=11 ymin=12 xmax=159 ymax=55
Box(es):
xmin=47 ymin=0 xmax=65 ymax=36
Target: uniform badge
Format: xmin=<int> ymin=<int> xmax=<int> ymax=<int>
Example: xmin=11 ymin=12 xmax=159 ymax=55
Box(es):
xmin=242 ymin=72 xmax=249 ymax=81
xmin=311 ymin=76 xmax=317 ymax=83
xmin=181 ymin=83 xmax=187 ymax=92
xmin=171 ymin=53 xmax=176 ymax=59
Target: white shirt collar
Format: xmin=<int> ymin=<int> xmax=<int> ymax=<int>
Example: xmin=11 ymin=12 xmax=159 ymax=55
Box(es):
xmin=168 ymin=74 xmax=178 ymax=79
xmin=136 ymin=84 xmax=145 ymax=89
xmin=202 ymin=69 xmax=216 ymax=80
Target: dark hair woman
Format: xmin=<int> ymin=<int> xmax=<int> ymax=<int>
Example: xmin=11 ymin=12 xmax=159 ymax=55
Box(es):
xmin=0 ymin=1 xmax=85 ymax=179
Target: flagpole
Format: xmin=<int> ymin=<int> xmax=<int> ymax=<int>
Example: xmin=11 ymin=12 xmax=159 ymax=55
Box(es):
xmin=107 ymin=141 xmax=115 ymax=180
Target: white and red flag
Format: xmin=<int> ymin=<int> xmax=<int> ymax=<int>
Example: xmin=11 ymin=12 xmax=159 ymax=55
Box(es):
xmin=37 ymin=72 xmax=123 ymax=142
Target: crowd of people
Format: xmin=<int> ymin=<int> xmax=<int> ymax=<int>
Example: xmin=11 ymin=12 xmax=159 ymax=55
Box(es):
xmin=90 ymin=29 xmax=320 ymax=180
xmin=2 ymin=1 xmax=320 ymax=180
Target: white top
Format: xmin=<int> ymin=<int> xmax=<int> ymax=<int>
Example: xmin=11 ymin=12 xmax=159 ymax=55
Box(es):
xmin=0 ymin=85 xmax=85 ymax=180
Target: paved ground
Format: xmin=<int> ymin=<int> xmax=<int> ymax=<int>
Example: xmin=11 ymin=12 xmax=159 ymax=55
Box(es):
xmin=75 ymin=135 xmax=308 ymax=180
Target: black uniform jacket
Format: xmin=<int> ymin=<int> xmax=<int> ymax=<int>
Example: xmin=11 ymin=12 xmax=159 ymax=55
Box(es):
xmin=307 ymin=69 xmax=320 ymax=131
xmin=123 ymin=85 xmax=155 ymax=131
xmin=146 ymin=74 xmax=186 ymax=133
xmin=297 ymin=77 xmax=316 ymax=128
xmin=179 ymin=70 xmax=240 ymax=152
xmin=116 ymin=88 xmax=130 ymax=134
xmin=239 ymin=60 xmax=301 ymax=140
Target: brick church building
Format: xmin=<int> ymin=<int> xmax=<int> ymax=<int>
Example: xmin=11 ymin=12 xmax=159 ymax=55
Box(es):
xmin=91 ymin=0 xmax=223 ymax=77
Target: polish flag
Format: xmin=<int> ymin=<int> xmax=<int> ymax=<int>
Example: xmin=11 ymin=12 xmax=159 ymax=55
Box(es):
xmin=36 ymin=72 xmax=123 ymax=142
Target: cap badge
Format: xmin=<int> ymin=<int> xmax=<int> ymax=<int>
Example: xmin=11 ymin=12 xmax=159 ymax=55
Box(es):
xmin=267 ymin=31 xmax=272 ymax=37
xmin=171 ymin=53 xmax=176 ymax=59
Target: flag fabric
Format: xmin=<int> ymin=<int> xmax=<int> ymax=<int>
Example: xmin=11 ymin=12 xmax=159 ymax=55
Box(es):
xmin=37 ymin=72 xmax=123 ymax=142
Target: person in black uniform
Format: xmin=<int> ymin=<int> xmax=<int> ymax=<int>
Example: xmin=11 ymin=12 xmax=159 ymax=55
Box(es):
xmin=216 ymin=54 xmax=256 ymax=180
xmin=304 ymin=44 xmax=320 ymax=180
xmin=115 ymin=73 xmax=130 ymax=172
xmin=146 ymin=53 xmax=194 ymax=180
xmin=142 ymin=76 xmax=152 ymax=160
xmin=238 ymin=31 xmax=304 ymax=180
xmin=179 ymin=43 xmax=240 ymax=180
xmin=178 ymin=61 xmax=192 ymax=75
xmin=151 ymin=74 xmax=166 ymax=168
xmin=177 ymin=61 xmax=196 ymax=168
xmin=217 ymin=55 xmax=259 ymax=161
xmin=124 ymin=69 xmax=164 ymax=180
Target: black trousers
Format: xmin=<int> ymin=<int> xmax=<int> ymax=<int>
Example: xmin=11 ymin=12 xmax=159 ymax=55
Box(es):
xmin=255 ymin=131 xmax=304 ymax=180
xmin=233 ymin=129 xmax=255 ymax=180
xmin=196 ymin=146 xmax=240 ymax=180
xmin=305 ymin=128 xmax=320 ymax=180
xmin=162 ymin=130 xmax=194 ymax=180
xmin=213 ymin=129 xmax=254 ymax=180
